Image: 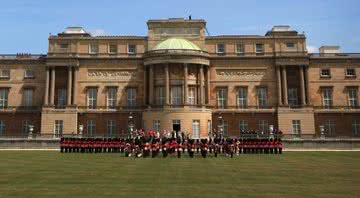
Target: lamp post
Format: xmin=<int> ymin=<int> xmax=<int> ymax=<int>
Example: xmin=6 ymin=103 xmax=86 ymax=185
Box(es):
xmin=78 ymin=124 xmax=83 ymax=137
xmin=28 ymin=124 xmax=34 ymax=139
xmin=128 ymin=112 xmax=134 ymax=139
xmin=269 ymin=125 xmax=274 ymax=139
xmin=217 ymin=115 xmax=223 ymax=139
xmin=320 ymin=125 xmax=325 ymax=139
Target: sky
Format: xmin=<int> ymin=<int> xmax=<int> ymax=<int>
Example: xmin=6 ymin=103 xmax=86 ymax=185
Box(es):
xmin=0 ymin=0 xmax=359 ymax=54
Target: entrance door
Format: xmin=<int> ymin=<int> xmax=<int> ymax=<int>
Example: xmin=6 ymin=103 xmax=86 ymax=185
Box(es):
xmin=172 ymin=120 xmax=181 ymax=138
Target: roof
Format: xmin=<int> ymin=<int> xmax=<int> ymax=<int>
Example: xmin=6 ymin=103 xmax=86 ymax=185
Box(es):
xmin=153 ymin=38 xmax=201 ymax=51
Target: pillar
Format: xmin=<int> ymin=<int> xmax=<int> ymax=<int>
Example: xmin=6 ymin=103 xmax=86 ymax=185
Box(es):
xmin=200 ymin=65 xmax=205 ymax=106
xmin=281 ymin=66 xmax=288 ymax=105
xmin=184 ymin=63 xmax=188 ymax=105
xmin=165 ymin=64 xmax=170 ymax=105
xmin=206 ymin=66 xmax=211 ymax=105
xmin=300 ymin=66 xmax=307 ymax=105
xmin=44 ymin=67 xmax=50 ymax=105
xmin=149 ymin=65 xmax=154 ymax=105
xmin=72 ymin=67 xmax=78 ymax=105
xmin=67 ymin=66 xmax=73 ymax=106
xmin=50 ymin=67 xmax=55 ymax=105
xmin=276 ymin=66 xmax=283 ymax=106
xmin=305 ymin=66 xmax=311 ymax=105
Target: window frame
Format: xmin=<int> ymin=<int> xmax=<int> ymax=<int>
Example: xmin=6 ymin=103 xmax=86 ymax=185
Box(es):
xmin=155 ymin=86 xmax=165 ymax=105
xmin=352 ymin=120 xmax=360 ymax=136
xmin=192 ymin=120 xmax=200 ymax=139
xmin=257 ymin=87 xmax=267 ymax=108
xmin=54 ymin=120 xmax=63 ymax=137
xmin=126 ymin=88 xmax=136 ymax=107
xmin=87 ymin=120 xmax=96 ymax=136
xmin=292 ymin=120 xmax=301 ymax=135
xmin=153 ymin=120 xmax=160 ymax=132
xmin=128 ymin=44 xmax=137 ymax=55
xmin=170 ymin=86 xmax=182 ymax=106
xmin=345 ymin=68 xmax=356 ymax=78
xmin=255 ymin=43 xmax=264 ymax=54
xmin=89 ymin=43 xmax=99 ymax=54
xmin=347 ymin=87 xmax=358 ymax=108
xmin=107 ymin=120 xmax=116 ymax=136
xmin=320 ymin=68 xmax=331 ymax=78
xmin=237 ymin=87 xmax=248 ymax=108
xmin=107 ymin=87 xmax=117 ymax=109
xmin=108 ymin=44 xmax=118 ymax=54
xmin=239 ymin=120 xmax=248 ymax=133
xmin=23 ymin=88 xmax=33 ymax=107
xmin=0 ymin=69 xmax=10 ymax=79
xmin=322 ymin=87 xmax=333 ymax=108
xmin=216 ymin=43 xmax=225 ymax=55
xmin=87 ymin=88 xmax=97 ymax=109
xmin=0 ymin=88 xmax=9 ymax=109
xmin=217 ymin=88 xmax=227 ymax=109
xmin=236 ymin=43 xmax=245 ymax=54
xmin=0 ymin=120 xmax=5 ymax=136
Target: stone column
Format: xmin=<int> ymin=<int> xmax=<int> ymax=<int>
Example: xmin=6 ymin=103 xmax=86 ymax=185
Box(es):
xmin=149 ymin=65 xmax=154 ymax=105
xmin=206 ymin=66 xmax=211 ymax=105
xmin=72 ymin=67 xmax=78 ymax=106
xmin=200 ymin=65 xmax=205 ymax=106
xmin=67 ymin=67 xmax=73 ymax=106
xmin=165 ymin=64 xmax=170 ymax=105
xmin=305 ymin=66 xmax=311 ymax=105
xmin=44 ymin=67 xmax=50 ymax=105
xmin=281 ymin=66 xmax=288 ymax=105
xmin=143 ymin=67 xmax=147 ymax=105
xmin=184 ymin=63 xmax=188 ymax=105
xmin=299 ymin=66 xmax=307 ymax=105
xmin=276 ymin=66 xmax=283 ymax=106
xmin=50 ymin=67 xmax=56 ymax=105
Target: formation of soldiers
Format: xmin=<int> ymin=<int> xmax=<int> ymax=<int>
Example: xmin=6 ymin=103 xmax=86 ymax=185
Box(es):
xmin=60 ymin=130 xmax=283 ymax=158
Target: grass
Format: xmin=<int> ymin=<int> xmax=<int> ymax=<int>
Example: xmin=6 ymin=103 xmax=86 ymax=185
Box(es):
xmin=0 ymin=151 xmax=359 ymax=198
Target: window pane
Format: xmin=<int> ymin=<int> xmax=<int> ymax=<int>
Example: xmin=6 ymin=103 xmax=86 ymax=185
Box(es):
xmin=217 ymin=88 xmax=227 ymax=108
xmin=155 ymin=86 xmax=165 ymax=105
xmin=237 ymin=87 xmax=247 ymax=108
xmin=107 ymin=88 xmax=117 ymax=109
xmin=23 ymin=89 xmax=33 ymax=107
xmin=87 ymin=88 xmax=97 ymax=109
xmin=192 ymin=120 xmax=200 ymax=139
xmin=188 ymin=87 xmax=196 ymax=105
xmin=0 ymin=89 xmax=9 ymax=109
xmin=257 ymin=88 xmax=267 ymax=107
xmin=127 ymin=88 xmax=136 ymax=107
xmin=171 ymin=86 xmax=182 ymax=105
xmin=288 ymin=88 xmax=298 ymax=106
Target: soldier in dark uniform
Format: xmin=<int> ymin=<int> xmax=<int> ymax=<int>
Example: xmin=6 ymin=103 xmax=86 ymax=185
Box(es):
xmin=187 ymin=139 xmax=195 ymax=158
xmin=162 ymin=138 xmax=169 ymax=158
xmin=214 ymin=138 xmax=220 ymax=158
xmin=200 ymin=139 xmax=208 ymax=158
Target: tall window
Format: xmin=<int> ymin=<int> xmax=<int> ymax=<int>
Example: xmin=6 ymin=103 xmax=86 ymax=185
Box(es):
xmin=0 ymin=69 xmax=10 ymax=78
xmin=258 ymin=120 xmax=269 ymax=132
xmin=153 ymin=120 xmax=160 ymax=132
xmin=239 ymin=120 xmax=248 ymax=133
xmin=221 ymin=120 xmax=228 ymax=136
xmin=171 ymin=86 xmax=182 ymax=105
xmin=109 ymin=44 xmax=117 ymax=54
xmin=257 ymin=87 xmax=267 ymax=108
xmin=54 ymin=120 xmax=63 ymax=137
xmin=23 ymin=89 xmax=33 ymax=107
xmin=353 ymin=120 xmax=360 ymax=136
xmin=89 ymin=44 xmax=98 ymax=54
xmin=107 ymin=87 xmax=117 ymax=109
xmin=57 ymin=88 xmax=67 ymax=108
xmin=292 ymin=120 xmax=301 ymax=135
xmin=22 ymin=120 xmax=31 ymax=135
xmin=188 ymin=87 xmax=196 ymax=105
xmin=348 ymin=88 xmax=358 ymax=108
xmin=236 ymin=43 xmax=244 ymax=54
xmin=0 ymin=89 xmax=9 ymax=109
xmin=217 ymin=88 xmax=227 ymax=108
xmin=237 ymin=87 xmax=247 ymax=108
xmin=324 ymin=120 xmax=336 ymax=135
xmin=192 ymin=120 xmax=200 ymax=139
xmin=87 ymin=88 xmax=97 ymax=109
xmin=288 ymin=88 xmax=298 ymax=106
xmin=0 ymin=120 xmax=5 ymax=136
xmin=128 ymin=44 xmax=136 ymax=55
xmin=216 ymin=43 xmax=225 ymax=54
xmin=155 ymin=86 xmax=165 ymax=105
xmin=87 ymin=120 xmax=96 ymax=136
xmin=107 ymin=120 xmax=116 ymax=136
xmin=322 ymin=88 xmax=333 ymax=108
xmin=255 ymin=44 xmax=264 ymax=53
xmin=126 ymin=88 xmax=136 ymax=107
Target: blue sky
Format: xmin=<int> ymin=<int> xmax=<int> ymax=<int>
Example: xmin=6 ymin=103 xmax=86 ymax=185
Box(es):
xmin=0 ymin=0 xmax=359 ymax=53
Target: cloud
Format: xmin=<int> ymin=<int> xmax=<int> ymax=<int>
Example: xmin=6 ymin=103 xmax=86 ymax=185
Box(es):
xmin=90 ymin=29 xmax=106 ymax=36
xmin=306 ymin=45 xmax=318 ymax=53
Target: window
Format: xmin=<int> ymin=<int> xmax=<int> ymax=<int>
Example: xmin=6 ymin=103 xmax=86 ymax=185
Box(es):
xmin=258 ymin=120 xmax=269 ymax=132
xmin=87 ymin=120 xmax=96 ymax=135
xmin=236 ymin=43 xmax=244 ymax=54
xmin=0 ymin=89 xmax=9 ymax=109
xmin=22 ymin=120 xmax=31 ymax=135
xmin=221 ymin=120 xmax=228 ymax=136
xmin=54 ymin=120 xmax=63 ymax=137
xmin=237 ymin=87 xmax=247 ymax=108
xmin=126 ymin=88 xmax=136 ymax=107
xmin=348 ymin=88 xmax=358 ymax=108
xmin=320 ymin=69 xmax=331 ymax=77
xmin=0 ymin=120 xmax=5 ymax=136
xmin=192 ymin=120 xmax=200 ymax=139
xmin=109 ymin=44 xmax=117 ymax=54
xmin=324 ymin=120 xmax=336 ymax=135
xmin=155 ymin=86 xmax=165 ymax=105
xmin=57 ymin=88 xmax=67 ymax=108
xmin=87 ymin=88 xmax=97 ymax=109
xmin=255 ymin=44 xmax=264 ymax=53
xmin=239 ymin=120 xmax=248 ymax=133
xmin=188 ymin=87 xmax=196 ymax=105
xmin=107 ymin=87 xmax=117 ymax=109
xmin=24 ymin=70 xmax=34 ymax=78
xmin=107 ymin=120 xmax=116 ymax=136
xmin=322 ymin=88 xmax=333 ymax=108
xmin=171 ymin=86 xmax=182 ymax=105
xmin=153 ymin=120 xmax=160 ymax=132
xmin=207 ymin=120 xmax=212 ymax=136
xmin=292 ymin=120 xmax=301 ymax=135
xmin=216 ymin=43 xmax=225 ymax=54
xmin=346 ymin=68 xmax=356 ymax=77
xmin=23 ymin=89 xmax=33 ymax=107
xmin=286 ymin=42 xmax=295 ymax=48
xmin=257 ymin=87 xmax=267 ymax=108
xmin=128 ymin=44 xmax=136 ymax=55
xmin=0 ymin=69 xmax=10 ymax=78
xmin=353 ymin=120 xmax=360 ymax=136
xmin=217 ymin=88 xmax=227 ymax=108
xmin=89 ymin=44 xmax=98 ymax=54
xmin=59 ymin=43 xmax=69 ymax=49
xmin=288 ymin=88 xmax=298 ymax=106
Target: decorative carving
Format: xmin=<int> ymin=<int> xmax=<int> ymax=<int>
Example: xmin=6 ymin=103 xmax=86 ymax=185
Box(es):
xmin=87 ymin=70 xmax=136 ymax=80
xmin=216 ymin=69 xmax=266 ymax=80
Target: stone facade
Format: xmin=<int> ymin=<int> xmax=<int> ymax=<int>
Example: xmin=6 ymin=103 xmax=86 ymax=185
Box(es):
xmin=0 ymin=18 xmax=359 ymax=138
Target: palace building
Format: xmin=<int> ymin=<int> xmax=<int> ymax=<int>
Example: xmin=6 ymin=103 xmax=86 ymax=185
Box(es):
xmin=0 ymin=18 xmax=359 ymax=138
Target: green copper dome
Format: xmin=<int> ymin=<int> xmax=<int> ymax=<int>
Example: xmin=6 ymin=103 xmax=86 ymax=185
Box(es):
xmin=153 ymin=38 xmax=202 ymax=51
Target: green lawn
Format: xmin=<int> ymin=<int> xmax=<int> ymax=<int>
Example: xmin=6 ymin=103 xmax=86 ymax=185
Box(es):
xmin=0 ymin=152 xmax=359 ymax=198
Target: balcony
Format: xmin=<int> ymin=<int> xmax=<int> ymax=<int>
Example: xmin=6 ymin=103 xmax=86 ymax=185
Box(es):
xmin=0 ymin=106 xmax=41 ymax=112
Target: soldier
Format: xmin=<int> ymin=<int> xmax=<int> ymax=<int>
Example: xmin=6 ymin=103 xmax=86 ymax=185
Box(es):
xmin=161 ymin=138 xmax=169 ymax=158
xmin=213 ymin=138 xmax=220 ymax=158
xmin=143 ymin=138 xmax=151 ymax=158
xmin=124 ymin=139 xmax=132 ymax=157
xmin=151 ymin=139 xmax=160 ymax=158
xmin=200 ymin=139 xmax=208 ymax=158
xmin=187 ymin=139 xmax=195 ymax=158
xmin=176 ymin=139 xmax=183 ymax=158
xmin=196 ymin=139 xmax=200 ymax=153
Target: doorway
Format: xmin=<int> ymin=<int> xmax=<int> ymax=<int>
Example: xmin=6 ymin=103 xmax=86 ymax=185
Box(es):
xmin=172 ymin=120 xmax=181 ymax=138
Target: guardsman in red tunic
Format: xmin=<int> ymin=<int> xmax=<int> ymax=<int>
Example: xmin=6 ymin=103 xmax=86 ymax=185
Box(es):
xmin=213 ymin=138 xmax=220 ymax=157
xmin=187 ymin=139 xmax=195 ymax=158
xmin=143 ymin=139 xmax=151 ymax=158
xmin=176 ymin=139 xmax=183 ymax=158
xmin=151 ymin=139 xmax=160 ymax=158
xmin=60 ymin=137 xmax=65 ymax=153
xmin=200 ymin=139 xmax=208 ymax=158
xmin=124 ymin=139 xmax=132 ymax=157
xmin=162 ymin=138 xmax=169 ymax=158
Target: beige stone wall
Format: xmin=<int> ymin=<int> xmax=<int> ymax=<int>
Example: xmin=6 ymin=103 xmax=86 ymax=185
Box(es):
xmin=40 ymin=110 xmax=78 ymax=134
xmin=277 ymin=109 xmax=315 ymax=134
